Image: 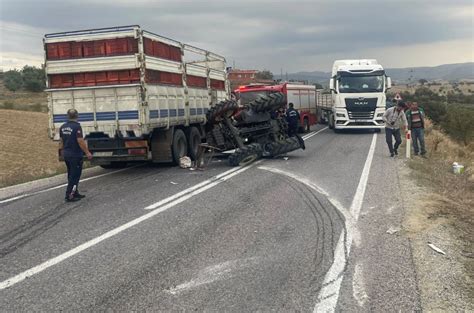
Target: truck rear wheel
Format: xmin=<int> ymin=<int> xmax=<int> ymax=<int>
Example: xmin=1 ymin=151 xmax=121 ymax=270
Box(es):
xmin=172 ymin=129 xmax=188 ymax=164
xmin=186 ymin=126 xmax=202 ymax=161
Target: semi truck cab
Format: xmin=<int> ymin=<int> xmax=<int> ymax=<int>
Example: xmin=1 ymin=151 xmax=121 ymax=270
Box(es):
xmin=327 ymin=59 xmax=392 ymax=131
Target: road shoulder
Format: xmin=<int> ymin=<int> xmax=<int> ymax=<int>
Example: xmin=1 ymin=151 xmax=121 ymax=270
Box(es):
xmin=399 ymin=159 xmax=474 ymax=311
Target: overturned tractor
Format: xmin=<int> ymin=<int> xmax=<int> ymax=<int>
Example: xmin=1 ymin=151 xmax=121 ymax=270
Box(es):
xmin=205 ymin=92 xmax=305 ymax=166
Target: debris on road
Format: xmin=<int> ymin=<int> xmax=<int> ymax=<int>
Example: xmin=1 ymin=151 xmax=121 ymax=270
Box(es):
xmin=428 ymin=243 xmax=446 ymax=255
xmin=283 ymin=156 xmax=289 ymax=161
xmin=179 ymin=156 xmax=192 ymax=169
xmin=170 ymin=181 xmax=178 ymax=185
xmin=386 ymin=227 xmax=401 ymax=234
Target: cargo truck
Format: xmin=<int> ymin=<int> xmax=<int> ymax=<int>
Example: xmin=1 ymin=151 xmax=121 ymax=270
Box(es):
xmin=319 ymin=59 xmax=392 ymax=132
xmin=44 ymin=25 xmax=229 ymax=167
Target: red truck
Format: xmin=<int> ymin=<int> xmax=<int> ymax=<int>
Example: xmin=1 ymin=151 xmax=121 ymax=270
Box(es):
xmin=234 ymin=83 xmax=317 ymax=132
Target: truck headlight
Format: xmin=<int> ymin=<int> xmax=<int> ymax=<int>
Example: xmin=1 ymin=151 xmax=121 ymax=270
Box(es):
xmin=336 ymin=113 xmax=345 ymax=117
xmin=377 ymin=113 xmax=384 ymax=117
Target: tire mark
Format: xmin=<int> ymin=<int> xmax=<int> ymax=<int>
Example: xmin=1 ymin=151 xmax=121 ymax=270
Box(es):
xmin=0 ymin=201 xmax=82 ymax=257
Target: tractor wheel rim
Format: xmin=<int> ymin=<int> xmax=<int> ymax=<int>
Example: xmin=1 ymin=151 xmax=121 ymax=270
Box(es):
xmin=240 ymin=154 xmax=257 ymax=165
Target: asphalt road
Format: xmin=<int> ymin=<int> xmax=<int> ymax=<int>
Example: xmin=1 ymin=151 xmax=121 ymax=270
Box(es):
xmin=0 ymin=125 xmax=421 ymax=312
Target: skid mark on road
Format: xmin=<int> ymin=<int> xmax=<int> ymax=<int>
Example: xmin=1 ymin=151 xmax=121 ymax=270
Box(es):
xmin=0 ymin=166 xmax=139 ymax=204
xmin=0 ymin=162 xmax=259 ymax=290
xmin=166 ymin=257 xmax=261 ymax=295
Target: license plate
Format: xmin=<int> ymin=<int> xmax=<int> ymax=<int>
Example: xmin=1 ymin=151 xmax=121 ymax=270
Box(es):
xmin=93 ymin=151 xmax=113 ymax=157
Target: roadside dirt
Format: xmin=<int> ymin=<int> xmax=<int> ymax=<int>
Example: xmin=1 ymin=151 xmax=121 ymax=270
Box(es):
xmin=0 ymin=109 xmax=65 ymax=188
xmin=398 ymin=134 xmax=473 ymax=311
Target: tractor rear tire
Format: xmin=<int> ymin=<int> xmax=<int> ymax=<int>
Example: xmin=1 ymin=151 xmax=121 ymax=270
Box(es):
xmin=249 ymin=92 xmax=285 ymax=113
xmin=228 ymin=143 xmax=263 ymax=166
xmin=207 ymin=100 xmax=238 ymax=124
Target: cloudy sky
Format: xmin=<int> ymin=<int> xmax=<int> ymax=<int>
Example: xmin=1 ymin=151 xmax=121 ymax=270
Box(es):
xmin=1 ymin=0 xmax=473 ymax=73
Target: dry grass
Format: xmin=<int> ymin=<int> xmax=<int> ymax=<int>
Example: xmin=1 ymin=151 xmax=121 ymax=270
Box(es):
xmin=405 ymin=119 xmax=474 ymax=292
xmin=0 ymin=80 xmax=47 ymax=112
xmin=408 ymin=119 xmax=474 ymax=234
xmin=0 ymin=109 xmax=66 ymax=188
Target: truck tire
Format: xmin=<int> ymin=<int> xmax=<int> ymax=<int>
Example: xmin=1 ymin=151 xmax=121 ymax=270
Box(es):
xmin=186 ymin=126 xmax=202 ymax=161
xmin=172 ymin=129 xmax=188 ymax=164
xmin=304 ymin=117 xmax=310 ymax=133
xmin=249 ymin=92 xmax=285 ymax=113
xmin=328 ymin=113 xmax=335 ymax=129
xmin=207 ymin=100 xmax=238 ymax=124
xmin=228 ymin=143 xmax=263 ymax=166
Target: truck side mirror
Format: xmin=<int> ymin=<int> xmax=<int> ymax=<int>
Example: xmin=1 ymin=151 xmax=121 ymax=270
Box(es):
xmin=386 ymin=77 xmax=392 ymax=89
xmin=329 ymin=78 xmax=336 ymax=92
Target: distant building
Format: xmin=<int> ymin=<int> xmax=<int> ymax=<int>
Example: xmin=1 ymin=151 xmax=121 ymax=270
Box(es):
xmin=228 ymin=69 xmax=273 ymax=91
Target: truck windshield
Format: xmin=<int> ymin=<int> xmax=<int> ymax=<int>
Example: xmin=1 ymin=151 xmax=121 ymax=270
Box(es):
xmin=338 ymin=75 xmax=384 ymax=93
xmin=239 ymin=91 xmax=272 ymax=106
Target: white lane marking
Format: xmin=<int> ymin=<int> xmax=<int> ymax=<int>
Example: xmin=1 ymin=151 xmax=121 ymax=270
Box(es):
xmin=167 ymin=257 xmax=260 ymax=295
xmin=314 ymin=133 xmax=377 ymax=312
xmin=302 ymin=127 xmax=328 ymax=140
xmin=145 ymin=128 xmax=326 ymax=211
xmin=0 ymin=162 xmax=258 ymax=290
xmin=0 ymin=128 xmax=329 ymax=289
xmin=0 ymin=166 xmax=137 ymax=204
xmin=352 ymin=263 xmax=369 ymax=307
xmin=145 ymin=165 xmax=243 ymax=210
xmin=0 ymin=127 xmax=325 ymax=205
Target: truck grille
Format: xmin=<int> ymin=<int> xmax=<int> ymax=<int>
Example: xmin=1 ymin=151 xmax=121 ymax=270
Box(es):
xmin=348 ymin=111 xmax=374 ymax=119
xmin=345 ymin=97 xmax=377 ymax=120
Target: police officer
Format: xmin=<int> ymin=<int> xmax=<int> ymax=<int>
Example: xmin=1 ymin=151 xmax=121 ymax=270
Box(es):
xmin=286 ymin=103 xmax=300 ymax=137
xmin=59 ymin=109 xmax=92 ymax=202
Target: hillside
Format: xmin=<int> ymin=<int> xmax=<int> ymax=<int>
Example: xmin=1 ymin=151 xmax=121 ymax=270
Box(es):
xmin=284 ymin=62 xmax=474 ymax=84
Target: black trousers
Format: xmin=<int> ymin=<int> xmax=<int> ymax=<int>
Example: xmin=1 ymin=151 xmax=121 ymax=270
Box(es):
xmin=288 ymin=124 xmax=298 ymax=137
xmin=64 ymin=157 xmax=83 ymax=199
xmin=385 ymin=128 xmax=402 ymax=154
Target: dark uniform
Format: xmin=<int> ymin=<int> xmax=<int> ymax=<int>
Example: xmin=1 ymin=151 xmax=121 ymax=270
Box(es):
xmin=286 ymin=107 xmax=300 ymax=137
xmin=60 ymin=121 xmax=84 ymax=200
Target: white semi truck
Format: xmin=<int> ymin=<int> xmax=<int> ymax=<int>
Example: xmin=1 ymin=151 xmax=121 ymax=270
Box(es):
xmin=44 ymin=25 xmax=229 ymax=167
xmin=319 ymin=59 xmax=392 ymax=132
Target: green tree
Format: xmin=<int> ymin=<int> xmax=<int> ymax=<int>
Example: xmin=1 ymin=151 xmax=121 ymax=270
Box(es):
xmin=418 ymin=78 xmax=428 ymax=85
xmin=443 ymin=106 xmax=474 ymax=145
xmin=4 ymin=70 xmax=23 ymax=92
xmin=255 ymin=70 xmax=273 ymax=80
xmin=21 ymin=65 xmax=45 ymax=92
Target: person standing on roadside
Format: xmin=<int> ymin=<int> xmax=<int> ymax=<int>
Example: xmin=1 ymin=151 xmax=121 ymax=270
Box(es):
xmin=286 ymin=103 xmax=300 ymax=137
xmin=383 ymin=102 xmax=408 ymax=157
xmin=405 ymin=102 xmax=427 ymax=157
xmin=59 ymin=109 xmax=93 ymax=202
